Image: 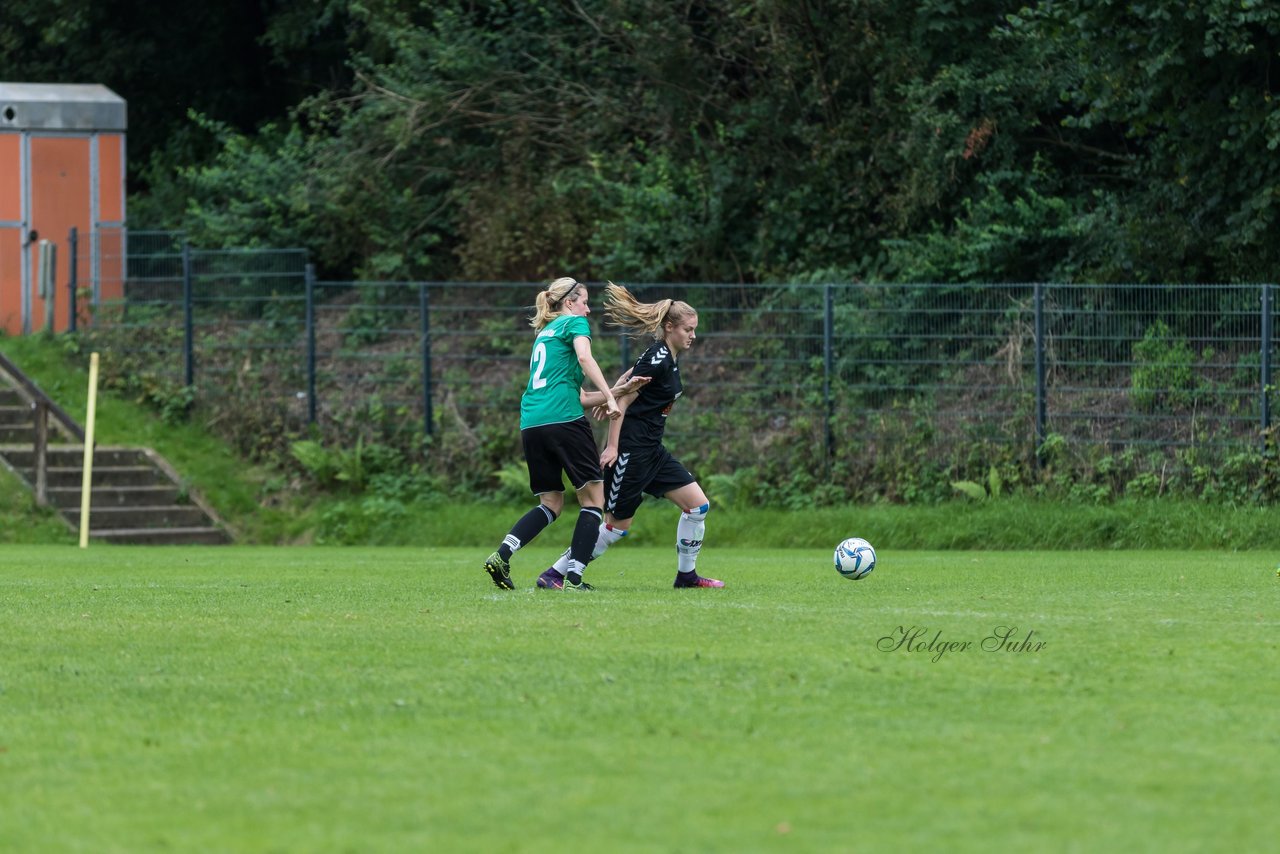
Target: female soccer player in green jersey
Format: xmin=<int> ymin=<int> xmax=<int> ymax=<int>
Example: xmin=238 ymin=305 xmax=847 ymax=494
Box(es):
xmin=483 ymin=277 xmax=625 ymax=590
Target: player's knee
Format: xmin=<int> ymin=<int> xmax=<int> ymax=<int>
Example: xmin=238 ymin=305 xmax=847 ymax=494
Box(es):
xmin=683 ymin=502 xmax=710 ymax=523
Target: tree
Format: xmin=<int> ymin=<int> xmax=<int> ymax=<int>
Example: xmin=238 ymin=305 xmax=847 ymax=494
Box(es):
xmin=15 ymin=0 xmax=1278 ymax=284
xmin=0 ymin=0 xmax=353 ymax=200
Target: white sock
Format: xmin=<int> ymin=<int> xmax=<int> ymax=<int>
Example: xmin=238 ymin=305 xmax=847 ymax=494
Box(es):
xmin=676 ymin=504 xmax=709 ymax=573
xmin=593 ymin=523 xmax=627 ymax=558
xmin=551 ymin=523 xmax=627 ymax=574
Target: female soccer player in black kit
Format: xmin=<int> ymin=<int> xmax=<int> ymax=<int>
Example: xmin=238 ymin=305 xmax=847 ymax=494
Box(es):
xmin=537 ymin=283 xmax=723 ymax=590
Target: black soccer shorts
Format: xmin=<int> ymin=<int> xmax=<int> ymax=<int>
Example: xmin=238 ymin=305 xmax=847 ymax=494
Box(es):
xmin=604 ymin=444 xmax=695 ymax=520
xmin=521 ymin=417 xmax=603 ymax=493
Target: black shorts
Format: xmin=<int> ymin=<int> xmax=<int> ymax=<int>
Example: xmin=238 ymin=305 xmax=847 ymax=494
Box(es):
xmin=522 ymin=418 xmax=603 ymax=494
xmin=604 ymin=444 xmax=695 ymax=520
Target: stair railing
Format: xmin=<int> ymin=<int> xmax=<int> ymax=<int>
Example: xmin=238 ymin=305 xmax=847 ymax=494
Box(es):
xmin=0 ymin=351 xmax=88 ymax=508
xmin=33 ymin=400 xmax=48 ymax=506
xmin=0 ymin=352 xmax=85 ymax=443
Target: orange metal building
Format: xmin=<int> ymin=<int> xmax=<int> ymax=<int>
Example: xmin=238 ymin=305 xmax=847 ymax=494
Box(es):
xmin=0 ymin=82 xmax=126 ymax=335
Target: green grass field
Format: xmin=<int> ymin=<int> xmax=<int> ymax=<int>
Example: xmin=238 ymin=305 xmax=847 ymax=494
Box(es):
xmin=3 ymin=545 xmax=1278 ymax=852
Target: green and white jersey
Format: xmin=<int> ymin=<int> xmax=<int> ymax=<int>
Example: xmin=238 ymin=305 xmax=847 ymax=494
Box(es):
xmin=519 ymin=314 xmax=591 ymax=429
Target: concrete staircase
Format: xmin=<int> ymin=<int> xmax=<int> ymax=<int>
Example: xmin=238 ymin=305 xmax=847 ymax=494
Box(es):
xmin=0 ymin=383 xmax=42 ymax=444
xmin=0 ymin=359 xmax=232 ymax=545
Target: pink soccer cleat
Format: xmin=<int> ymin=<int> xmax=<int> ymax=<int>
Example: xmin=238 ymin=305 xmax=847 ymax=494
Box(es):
xmin=673 ymin=573 xmax=724 ymax=589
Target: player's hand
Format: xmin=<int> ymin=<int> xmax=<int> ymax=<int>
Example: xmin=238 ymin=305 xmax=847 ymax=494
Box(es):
xmin=615 ymin=373 xmax=650 ymax=396
xmin=600 ymin=445 xmax=618 ymax=467
xmin=604 ymin=397 xmax=622 ymax=420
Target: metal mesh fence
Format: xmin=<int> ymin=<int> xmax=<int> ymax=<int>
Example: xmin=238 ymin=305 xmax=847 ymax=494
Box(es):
xmin=73 ymin=231 xmax=311 ymax=433
xmin=65 ymin=234 xmax=1278 ymax=489
xmin=1041 ymin=283 xmax=1266 ymax=450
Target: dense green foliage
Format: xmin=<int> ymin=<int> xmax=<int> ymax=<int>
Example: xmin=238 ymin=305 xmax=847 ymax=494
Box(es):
xmin=6 ymin=1 xmax=1280 ymax=283
xmin=4 ymin=547 xmax=1278 ymax=850
xmin=0 ymin=0 xmax=353 ymax=216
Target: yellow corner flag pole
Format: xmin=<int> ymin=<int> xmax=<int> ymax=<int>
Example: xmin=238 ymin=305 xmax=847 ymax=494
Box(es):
xmin=79 ymin=352 xmax=99 ymax=549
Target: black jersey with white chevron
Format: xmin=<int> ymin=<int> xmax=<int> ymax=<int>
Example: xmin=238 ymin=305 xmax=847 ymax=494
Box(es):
xmin=619 ymin=340 xmax=682 ymax=448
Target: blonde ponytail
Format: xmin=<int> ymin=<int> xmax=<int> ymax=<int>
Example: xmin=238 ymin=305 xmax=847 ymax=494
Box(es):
xmin=603 ymin=282 xmax=696 ymax=340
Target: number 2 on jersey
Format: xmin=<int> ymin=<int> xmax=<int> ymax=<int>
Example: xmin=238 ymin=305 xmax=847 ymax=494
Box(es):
xmin=530 ymin=341 xmax=548 ymax=389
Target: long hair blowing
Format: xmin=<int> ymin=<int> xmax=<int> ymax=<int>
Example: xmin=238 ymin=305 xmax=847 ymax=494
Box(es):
xmin=603 ymin=282 xmax=696 ymax=340
xmin=530 ymin=277 xmax=583 ymax=330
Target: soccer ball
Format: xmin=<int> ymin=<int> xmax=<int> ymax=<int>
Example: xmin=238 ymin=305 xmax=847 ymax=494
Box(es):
xmin=834 ymin=537 xmax=876 ymax=580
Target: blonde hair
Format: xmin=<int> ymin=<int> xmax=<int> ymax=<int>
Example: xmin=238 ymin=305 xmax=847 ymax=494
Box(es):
xmin=530 ymin=277 xmax=585 ymax=330
xmin=603 ymin=282 xmax=697 ymax=340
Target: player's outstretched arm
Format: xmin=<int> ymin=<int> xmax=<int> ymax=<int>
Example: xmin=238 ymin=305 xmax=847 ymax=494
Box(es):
xmin=573 ymin=336 xmax=620 ymax=419
xmin=580 ymin=367 xmax=648 ymax=410
xmin=599 ymin=393 xmax=633 ymax=467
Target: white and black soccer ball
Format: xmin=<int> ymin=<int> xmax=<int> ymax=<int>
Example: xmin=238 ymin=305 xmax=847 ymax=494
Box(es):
xmin=834 ymin=537 xmax=876 ymax=580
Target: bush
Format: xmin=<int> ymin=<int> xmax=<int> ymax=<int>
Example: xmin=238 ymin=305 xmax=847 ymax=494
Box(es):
xmin=1131 ymin=319 xmax=1198 ymax=412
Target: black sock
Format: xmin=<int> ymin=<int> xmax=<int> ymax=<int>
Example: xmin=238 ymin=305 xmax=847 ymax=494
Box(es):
xmin=569 ymin=507 xmax=603 ymax=570
xmin=499 ymin=504 xmax=557 ymax=561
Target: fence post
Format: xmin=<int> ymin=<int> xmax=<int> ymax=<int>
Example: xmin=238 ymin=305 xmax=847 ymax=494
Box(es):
xmin=33 ymin=400 xmax=48 ymax=507
xmin=1263 ymin=283 xmax=1274 ymax=446
xmin=823 ymin=283 xmax=835 ymax=462
xmin=305 ymin=264 xmax=317 ymax=425
xmin=619 ymin=285 xmax=633 ymax=372
xmin=419 ymin=282 xmax=433 ymax=436
xmin=37 ymin=240 xmax=56 ymax=333
xmin=1034 ymin=282 xmax=1047 ymax=465
xmin=182 ymin=241 xmax=194 ymax=387
xmin=67 ymin=227 xmax=78 ymax=332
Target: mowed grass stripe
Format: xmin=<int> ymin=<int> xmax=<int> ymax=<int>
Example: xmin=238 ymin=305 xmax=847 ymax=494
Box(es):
xmin=2 ymin=546 xmax=1278 ymax=852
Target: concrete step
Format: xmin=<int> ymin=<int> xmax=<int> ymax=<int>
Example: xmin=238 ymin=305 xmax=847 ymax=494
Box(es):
xmin=64 ymin=505 xmax=213 ymax=530
xmin=1 ymin=446 xmax=152 ymax=468
xmin=89 ymin=526 xmax=232 ymax=546
xmin=0 ymin=389 xmax=23 ymax=406
xmin=45 ymin=484 xmax=183 ymax=509
xmin=0 ymin=425 xmax=35 ymax=443
xmin=20 ymin=465 xmax=172 ymax=488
